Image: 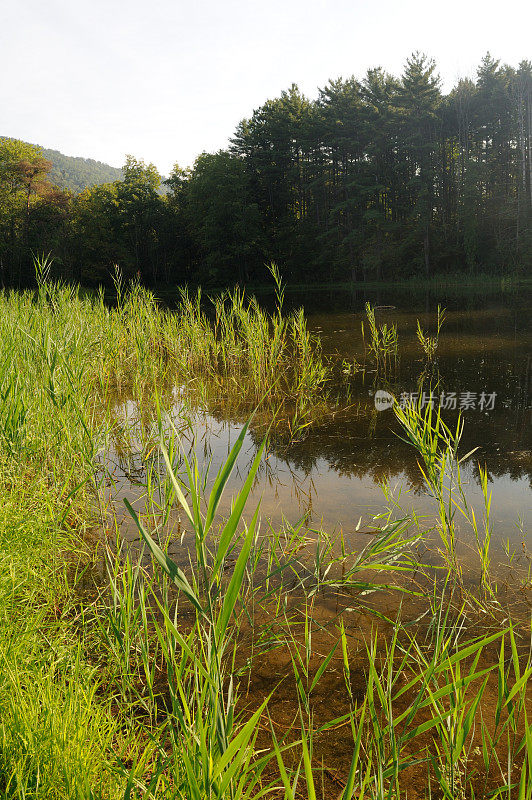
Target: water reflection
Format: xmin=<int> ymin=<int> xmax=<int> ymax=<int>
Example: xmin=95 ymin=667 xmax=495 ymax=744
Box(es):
xmin=104 ymin=288 xmax=531 ymax=573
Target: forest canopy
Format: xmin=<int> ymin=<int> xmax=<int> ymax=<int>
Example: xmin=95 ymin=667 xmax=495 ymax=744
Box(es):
xmin=1 ymin=52 xmax=531 ymax=288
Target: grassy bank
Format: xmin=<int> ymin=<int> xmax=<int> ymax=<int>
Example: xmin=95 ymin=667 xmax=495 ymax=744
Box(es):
xmin=0 ymin=276 xmax=530 ymax=798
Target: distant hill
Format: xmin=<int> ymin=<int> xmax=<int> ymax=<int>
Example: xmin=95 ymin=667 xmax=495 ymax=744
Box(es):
xmin=40 ymin=146 xmax=123 ymax=193
xmin=2 ymin=137 xmax=171 ymax=194
xmin=1 ymin=137 xmax=123 ymax=192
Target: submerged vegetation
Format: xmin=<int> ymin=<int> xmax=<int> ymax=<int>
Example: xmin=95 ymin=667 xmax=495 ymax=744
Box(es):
xmin=0 ymin=272 xmax=530 ymax=798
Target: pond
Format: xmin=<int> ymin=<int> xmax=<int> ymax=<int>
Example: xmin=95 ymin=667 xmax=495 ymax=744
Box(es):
xmin=106 ymin=282 xmax=531 ymax=583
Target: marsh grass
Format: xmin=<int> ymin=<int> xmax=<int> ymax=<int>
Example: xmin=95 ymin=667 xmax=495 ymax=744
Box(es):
xmin=0 ymin=266 xmax=530 ymax=798
xmin=362 ymin=303 xmax=399 ymax=375
xmin=394 ymin=397 xmax=502 ymax=600
xmin=416 ymin=305 xmax=446 ymax=363
xmin=0 ymin=460 xmax=135 ymax=799
xmin=96 ymin=399 xmax=532 ymax=799
xmin=100 ymin=416 xmax=420 ymax=797
xmin=164 ymin=267 xmax=328 ymax=433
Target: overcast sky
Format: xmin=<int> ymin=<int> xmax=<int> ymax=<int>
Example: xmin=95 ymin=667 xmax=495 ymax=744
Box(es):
xmin=1 ymin=0 xmax=530 ymax=175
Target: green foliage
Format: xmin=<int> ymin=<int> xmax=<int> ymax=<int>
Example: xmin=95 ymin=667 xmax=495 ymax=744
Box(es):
xmin=181 ymin=150 xmax=265 ymax=284
xmin=163 ymin=268 xmax=329 ymax=430
xmin=416 ymin=305 xmax=446 ymax=361
xmin=363 ymin=302 xmax=398 ymax=373
xmin=0 ymin=272 xmax=529 ymax=796
xmin=1 ymin=137 xmax=124 ymax=192
xmin=1 ymin=50 xmax=531 ymax=287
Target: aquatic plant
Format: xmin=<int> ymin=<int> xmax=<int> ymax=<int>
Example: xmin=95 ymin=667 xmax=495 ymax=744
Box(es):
xmin=416 ymin=304 xmax=446 ymax=362
xmin=167 ymin=276 xmax=329 ymax=423
xmin=393 ymin=396 xmax=499 ymax=593
xmin=362 ymin=302 xmax=398 ymax=374
xmin=0 ymin=259 xmax=530 ymax=798
xmin=102 ymin=412 xmax=532 ymax=799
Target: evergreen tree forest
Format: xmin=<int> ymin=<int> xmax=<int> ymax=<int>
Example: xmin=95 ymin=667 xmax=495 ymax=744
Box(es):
xmin=1 ymin=53 xmax=531 ymax=288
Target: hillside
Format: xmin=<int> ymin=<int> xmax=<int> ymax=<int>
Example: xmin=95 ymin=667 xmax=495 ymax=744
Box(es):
xmin=1 ymin=137 xmax=123 ymax=192
xmin=40 ymin=145 xmax=123 ymax=192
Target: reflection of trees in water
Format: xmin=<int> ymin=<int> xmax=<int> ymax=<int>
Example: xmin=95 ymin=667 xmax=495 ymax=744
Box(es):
xmin=264 ymin=285 xmax=531 ymax=317
xmin=248 ymin=351 xmax=532 ymax=489
xmin=195 ymin=343 xmax=532 ymax=493
xmin=102 ymin=295 xmax=531 ymax=500
xmin=105 ymin=392 xmax=530 ymax=498
xmin=280 ymin=414 xmax=528 ymax=486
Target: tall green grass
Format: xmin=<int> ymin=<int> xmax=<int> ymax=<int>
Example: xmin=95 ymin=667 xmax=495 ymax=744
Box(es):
xmin=395 ymin=397 xmax=501 ymax=598
xmin=362 ymin=302 xmax=399 ymax=375
xmin=0 ymin=265 xmax=529 ymax=798
xmin=416 ymin=305 xmax=446 ymax=362
xmin=162 ymin=266 xmax=328 ymax=431
xmin=97 ymin=399 xmax=532 ymax=798
xmin=0 ymin=460 xmax=137 ymax=798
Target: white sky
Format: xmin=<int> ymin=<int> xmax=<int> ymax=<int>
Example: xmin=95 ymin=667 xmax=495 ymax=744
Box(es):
xmin=1 ymin=0 xmax=530 ymax=175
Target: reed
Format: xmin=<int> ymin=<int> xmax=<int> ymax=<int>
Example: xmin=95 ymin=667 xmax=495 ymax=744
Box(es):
xmin=362 ymin=302 xmax=398 ymax=375
xmin=393 ymin=396 xmax=501 ymax=599
xmin=95 ymin=402 xmax=531 ymax=798
xmin=0 ymin=262 xmax=529 ymax=798
xmin=417 ymin=305 xmax=446 ymax=362
xmin=164 ymin=269 xmax=329 ymax=426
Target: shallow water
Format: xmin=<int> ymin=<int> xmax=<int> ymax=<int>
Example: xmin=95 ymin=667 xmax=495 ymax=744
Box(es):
xmin=106 ymin=283 xmax=531 ymax=578
xmin=99 ymin=283 xmax=532 ymax=796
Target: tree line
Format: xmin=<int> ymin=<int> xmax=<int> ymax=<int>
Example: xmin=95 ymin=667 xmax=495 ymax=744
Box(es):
xmin=1 ymin=53 xmax=531 ymax=288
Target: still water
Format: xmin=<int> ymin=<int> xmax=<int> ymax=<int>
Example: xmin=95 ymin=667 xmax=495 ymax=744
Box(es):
xmin=107 ymin=284 xmax=531 ymax=578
